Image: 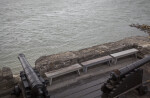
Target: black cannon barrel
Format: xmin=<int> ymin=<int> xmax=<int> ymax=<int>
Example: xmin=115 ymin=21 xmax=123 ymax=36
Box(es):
xmin=18 ymin=54 xmax=43 ymax=93
xmin=111 ymin=55 xmax=150 ymax=80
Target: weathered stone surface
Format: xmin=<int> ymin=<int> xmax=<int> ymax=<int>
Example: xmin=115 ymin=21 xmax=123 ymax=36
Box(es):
xmin=35 ymin=51 xmax=78 ymax=75
xmin=73 ymin=47 xmax=101 ymax=62
xmin=0 ymin=69 xmax=2 ymax=81
xmin=0 ymin=79 xmax=14 ymax=89
xmin=35 ymin=36 xmax=150 ymax=76
xmin=0 ymin=67 xmax=16 ymax=91
xmin=2 ymin=67 xmax=13 ymax=80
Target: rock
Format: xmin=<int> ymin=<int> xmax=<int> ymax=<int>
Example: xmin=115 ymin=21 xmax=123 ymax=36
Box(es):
xmin=0 ymin=67 xmax=15 ymax=91
xmin=2 ymin=67 xmax=13 ymax=80
xmin=0 ymin=79 xmax=8 ymax=89
xmin=74 ymin=47 xmax=101 ymax=62
xmin=35 ymin=51 xmax=78 ymax=75
xmin=0 ymin=79 xmax=15 ymax=89
xmin=0 ymin=69 xmax=2 ymax=81
xmin=130 ymin=24 xmax=150 ymax=34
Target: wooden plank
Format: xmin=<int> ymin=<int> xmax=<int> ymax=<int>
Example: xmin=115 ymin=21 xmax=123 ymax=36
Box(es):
xmin=81 ymin=56 xmax=112 ymax=67
xmin=54 ymin=74 xmax=109 ymax=98
xmin=94 ymin=95 xmax=101 ymax=98
xmin=45 ymin=64 xmax=82 ymax=78
xmin=55 ymin=79 xmax=102 ymax=98
xmin=110 ymin=48 xmax=138 ymax=58
xmin=50 ymin=96 xmax=55 ymax=98
xmin=65 ymin=84 xmax=102 ymax=98
xmin=80 ymin=89 xmax=102 ymax=98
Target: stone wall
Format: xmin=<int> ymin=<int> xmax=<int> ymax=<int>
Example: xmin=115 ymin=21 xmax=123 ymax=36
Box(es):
xmin=0 ymin=67 xmax=15 ymax=90
xmin=35 ymin=36 xmax=150 ymax=76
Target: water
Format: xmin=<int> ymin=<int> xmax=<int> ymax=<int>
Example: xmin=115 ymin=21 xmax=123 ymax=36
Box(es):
xmin=0 ymin=0 xmax=150 ymax=74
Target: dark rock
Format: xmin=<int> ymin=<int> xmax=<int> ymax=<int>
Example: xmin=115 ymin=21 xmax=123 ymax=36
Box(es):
xmin=0 ymin=69 xmax=2 ymax=81
xmin=2 ymin=67 xmax=13 ymax=80
xmin=0 ymin=79 xmax=14 ymax=89
xmin=0 ymin=67 xmax=15 ymax=91
xmin=130 ymin=24 xmax=150 ymax=34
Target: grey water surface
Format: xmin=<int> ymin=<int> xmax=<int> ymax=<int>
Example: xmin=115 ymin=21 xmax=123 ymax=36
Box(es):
xmin=0 ymin=0 xmax=150 ymax=74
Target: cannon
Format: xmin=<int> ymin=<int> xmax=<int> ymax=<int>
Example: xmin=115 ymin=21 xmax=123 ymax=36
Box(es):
xmin=12 ymin=54 xmax=50 ymax=98
xmin=101 ymin=56 xmax=150 ymax=98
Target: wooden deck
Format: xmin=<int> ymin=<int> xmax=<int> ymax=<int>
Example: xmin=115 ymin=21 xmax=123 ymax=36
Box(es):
xmin=50 ymin=71 xmax=150 ymax=98
xmin=50 ymin=74 xmax=109 ymax=98
xmin=2 ymin=57 xmax=150 ymax=98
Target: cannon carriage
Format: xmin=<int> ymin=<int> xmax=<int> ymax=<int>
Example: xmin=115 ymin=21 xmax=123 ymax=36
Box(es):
xmin=101 ymin=56 xmax=150 ymax=98
xmin=12 ymin=54 xmax=50 ymax=98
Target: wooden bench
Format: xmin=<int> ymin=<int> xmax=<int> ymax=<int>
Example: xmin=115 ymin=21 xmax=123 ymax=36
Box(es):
xmin=110 ymin=48 xmax=138 ymax=64
xmin=45 ymin=64 xmax=82 ymax=85
xmin=80 ymin=55 xmax=112 ymax=73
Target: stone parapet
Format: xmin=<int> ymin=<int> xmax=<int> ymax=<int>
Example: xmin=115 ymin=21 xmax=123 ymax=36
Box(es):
xmin=0 ymin=67 xmax=15 ymax=90
xmin=35 ymin=36 xmax=150 ymax=76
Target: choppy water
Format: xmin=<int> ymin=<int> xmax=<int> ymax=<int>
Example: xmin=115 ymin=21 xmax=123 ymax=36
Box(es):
xmin=0 ymin=0 xmax=150 ymax=74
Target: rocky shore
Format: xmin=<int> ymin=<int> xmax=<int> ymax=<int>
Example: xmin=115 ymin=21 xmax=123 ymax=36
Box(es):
xmin=130 ymin=24 xmax=150 ymax=34
xmin=1 ymin=35 xmax=150 ymax=97
xmin=0 ymin=67 xmax=18 ymax=97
